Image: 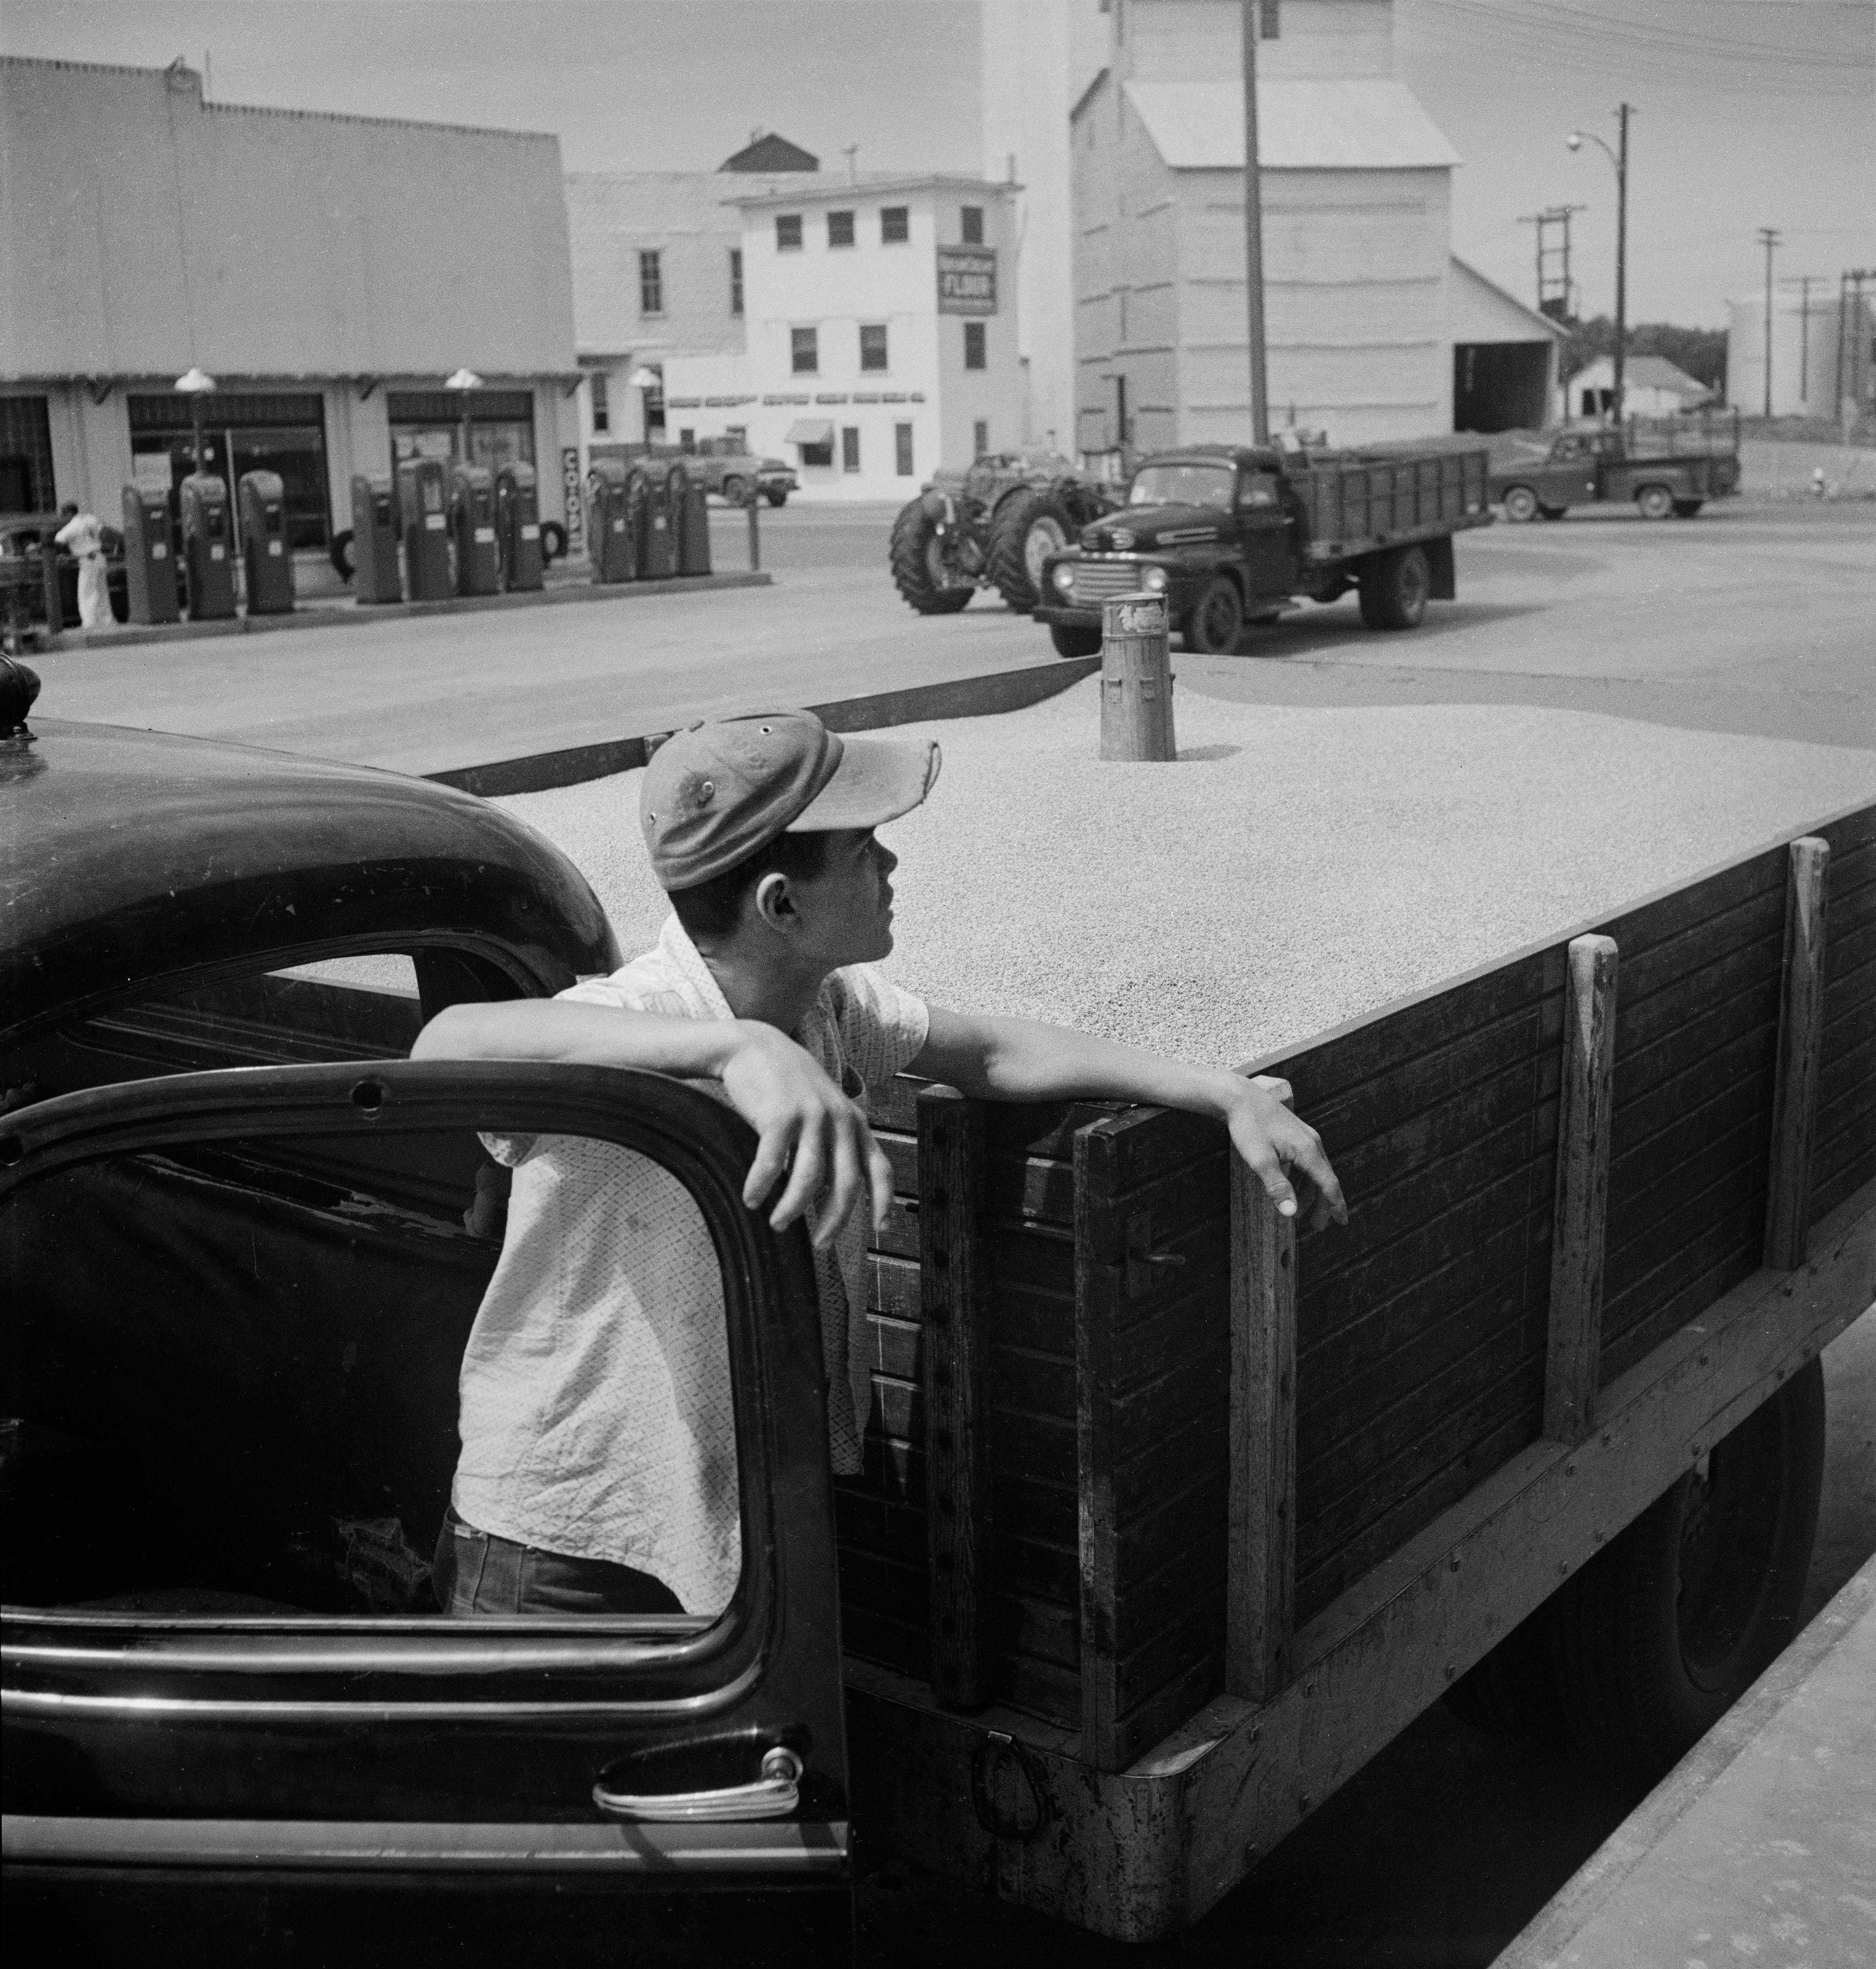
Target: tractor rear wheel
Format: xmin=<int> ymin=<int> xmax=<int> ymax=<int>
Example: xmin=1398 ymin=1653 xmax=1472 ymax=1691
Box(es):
xmin=1358 ymin=544 xmax=1430 ymax=630
xmin=988 ymin=489 xmax=1076 ymax=611
xmin=889 ymin=500 xmax=975 ymax=615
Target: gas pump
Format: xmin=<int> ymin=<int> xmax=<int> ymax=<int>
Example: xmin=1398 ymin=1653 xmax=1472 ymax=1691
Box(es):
xmin=672 ymin=462 xmax=712 ymax=577
xmin=587 ymin=459 xmax=634 ymax=584
xmin=179 ymin=473 xmax=238 ymax=620
xmin=396 ymin=458 xmax=451 ymax=602
xmin=350 ymin=475 xmax=402 ymax=604
xmin=237 ymin=471 xmax=295 ymax=615
xmin=120 ymin=484 xmax=180 ymax=624
xmin=494 ymin=462 xmax=544 ymax=592
xmin=448 ymin=464 xmax=500 ymax=597
xmin=638 ymin=461 xmax=677 ymax=580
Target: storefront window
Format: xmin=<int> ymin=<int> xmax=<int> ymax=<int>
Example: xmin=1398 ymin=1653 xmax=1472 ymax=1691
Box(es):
xmin=387 ymin=390 xmax=537 ymax=478
xmin=126 ymin=393 xmax=330 ymax=550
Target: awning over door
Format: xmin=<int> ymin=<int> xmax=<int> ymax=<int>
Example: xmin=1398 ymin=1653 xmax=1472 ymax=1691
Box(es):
xmin=784 ymin=419 xmax=835 ymax=445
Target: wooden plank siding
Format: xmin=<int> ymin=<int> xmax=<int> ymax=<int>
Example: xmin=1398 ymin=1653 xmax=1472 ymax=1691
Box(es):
xmin=829 ymin=803 xmax=1876 ymax=1766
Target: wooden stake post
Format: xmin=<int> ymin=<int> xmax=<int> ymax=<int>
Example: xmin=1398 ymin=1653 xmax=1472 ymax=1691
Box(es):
xmin=918 ymin=1085 xmax=992 ymax=1711
xmin=1100 ymin=593 xmax=1176 ymax=762
xmin=1764 ymin=837 xmax=1830 ymax=1270
xmin=1545 ymin=934 xmax=1619 ymax=1445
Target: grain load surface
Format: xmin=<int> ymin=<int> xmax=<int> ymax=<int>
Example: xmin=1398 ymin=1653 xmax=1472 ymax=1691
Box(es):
xmin=495 ymin=682 xmax=1876 ymax=1067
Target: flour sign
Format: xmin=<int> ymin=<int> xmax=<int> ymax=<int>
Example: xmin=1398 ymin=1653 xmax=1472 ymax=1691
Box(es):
xmin=936 ymin=247 xmax=997 ymax=317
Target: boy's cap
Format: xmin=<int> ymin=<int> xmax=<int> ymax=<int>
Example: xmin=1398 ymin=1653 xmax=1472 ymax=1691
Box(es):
xmin=641 ymin=710 xmax=941 ymax=891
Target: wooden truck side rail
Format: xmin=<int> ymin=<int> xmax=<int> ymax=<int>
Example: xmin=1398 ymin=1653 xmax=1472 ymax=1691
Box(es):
xmin=839 ymin=799 xmax=1875 ymax=1941
xmin=1291 ymin=447 xmax=1493 ymax=564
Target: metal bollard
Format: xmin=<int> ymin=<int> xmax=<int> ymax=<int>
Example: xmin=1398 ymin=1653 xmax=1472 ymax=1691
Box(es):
xmin=1099 ymin=591 xmax=1176 ymax=762
xmin=746 ymin=491 xmax=761 ymax=573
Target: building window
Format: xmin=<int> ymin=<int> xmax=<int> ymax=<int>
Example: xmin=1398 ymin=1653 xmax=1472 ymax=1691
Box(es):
xmin=800 ymin=435 xmax=834 ymax=467
xmin=1260 ymin=0 xmax=1280 ymax=37
xmin=961 ymin=205 xmax=984 ymax=246
xmin=828 ymin=210 xmax=855 ymax=248
xmin=639 ymin=249 xmax=663 ymax=316
xmin=964 ymin=321 xmax=987 ymax=371
xmin=842 ymin=426 xmax=861 ymax=473
xmin=0 ymin=393 xmax=56 ymax=510
xmin=776 ymin=214 xmax=803 ymax=251
xmin=730 ymin=249 xmax=743 ymax=316
xmin=726 ymin=425 xmax=747 ymax=448
xmin=973 ymin=419 xmax=989 ymax=457
xmin=881 ymin=205 xmax=909 ymax=244
xmin=589 ymin=372 xmax=610 ymax=433
xmin=678 ymin=429 xmax=696 ymax=453
xmin=792 ymin=326 xmax=819 ymax=374
xmin=895 ymin=422 xmax=915 ymax=476
xmin=859 ymin=323 xmax=889 ymax=373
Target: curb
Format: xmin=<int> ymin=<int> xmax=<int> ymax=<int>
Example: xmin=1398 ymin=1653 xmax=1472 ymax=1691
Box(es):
xmin=46 ymin=570 xmax=774 ymax=654
xmin=429 ymin=656 xmax=1103 ymax=798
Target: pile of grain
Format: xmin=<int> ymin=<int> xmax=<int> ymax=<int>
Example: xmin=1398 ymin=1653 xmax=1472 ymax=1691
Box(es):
xmin=497 ymin=680 xmax=1876 ymax=1068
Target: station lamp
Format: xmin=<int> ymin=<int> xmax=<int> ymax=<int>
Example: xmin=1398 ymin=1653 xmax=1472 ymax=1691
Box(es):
xmin=173 ymin=366 xmax=218 ymax=473
xmin=444 ymin=367 xmax=484 ymax=469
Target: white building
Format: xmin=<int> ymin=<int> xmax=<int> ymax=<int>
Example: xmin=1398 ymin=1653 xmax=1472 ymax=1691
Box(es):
xmin=1564 ymin=354 xmax=1713 ymax=422
xmin=661 ymin=177 xmax=1024 ymax=501
xmin=1064 ymin=0 xmax=1562 ymax=452
xmin=1726 ymin=286 xmax=1875 ymax=422
xmin=0 ymin=56 xmax=581 ymax=550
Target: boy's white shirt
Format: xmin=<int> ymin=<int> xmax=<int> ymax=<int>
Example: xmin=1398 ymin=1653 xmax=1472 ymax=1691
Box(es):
xmin=453 ymin=911 xmax=928 ymax=1615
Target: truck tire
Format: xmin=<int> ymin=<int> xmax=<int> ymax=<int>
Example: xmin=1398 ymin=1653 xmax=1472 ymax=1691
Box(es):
xmin=889 ymin=499 xmax=974 ymax=615
xmin=1672 ymin=499 xmax=1704 ymax=518
xmin=1551 ymin=1359 xmax=1825 ymax=1781
xmin=987 ymin=489 xmax=1076 ymax=612
xmin=539 ymin=520 xmax=567 ymax=564
xmin=330 ymin=529 xmax=356 ymax=581
xmin=1049 ymin=623 xmax=1102 ymax=659
xmin=1183 ymin=576 xmax=1245 ymax=654
xmin=721 ymin=476 xmax=748 ymax=507
xmin=766 ymin=490 xmax=788 ymax=508
xmin=1449 ymin=1361 xmax=1826 ymax=1773
xmin=1635 ymin=483 xmax=1675 ymax=521
xmin=1500 ymin=485 xmax=1540 ymax=523
xmin=1357 ymin=544 xmax=1430 ymax=630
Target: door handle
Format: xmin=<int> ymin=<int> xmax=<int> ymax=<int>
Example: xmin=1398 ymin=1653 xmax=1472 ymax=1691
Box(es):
xmin=592 ymin=1746 xmax=802 ymax=1823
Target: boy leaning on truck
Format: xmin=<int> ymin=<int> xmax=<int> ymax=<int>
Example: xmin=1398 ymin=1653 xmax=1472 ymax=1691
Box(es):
xmin=412 ymin=709 xmax=1346 ymax=1619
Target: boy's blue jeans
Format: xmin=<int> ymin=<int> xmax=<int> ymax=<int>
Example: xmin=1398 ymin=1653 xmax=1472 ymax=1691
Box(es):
xmin=433 ymin=1507 xmax=684 ymax=1617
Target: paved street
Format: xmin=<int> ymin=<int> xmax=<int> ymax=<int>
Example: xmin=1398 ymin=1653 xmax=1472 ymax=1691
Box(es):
xmin=27 ymin=491 xmax=1876 ymax=777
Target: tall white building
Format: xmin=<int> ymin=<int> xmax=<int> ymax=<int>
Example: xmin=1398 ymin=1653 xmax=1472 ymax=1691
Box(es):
xmin=1727 ymin=285 xmax=1874 ymax=422
xmin=662 ymin=177 xmax=1024 ymax=500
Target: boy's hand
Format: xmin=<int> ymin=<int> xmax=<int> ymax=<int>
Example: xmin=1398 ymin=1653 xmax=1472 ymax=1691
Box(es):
xmin=1225 ymin=1075 xmax=1348 ymax=1232
xmin=719 ymin=1022 xmax=894 ymax=1248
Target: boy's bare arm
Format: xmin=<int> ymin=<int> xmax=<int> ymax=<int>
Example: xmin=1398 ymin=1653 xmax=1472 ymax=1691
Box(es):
xmin=412 ymin=1001 xmax=892 ymax=1245
xmin=912 ymin=1007 xmax=1347 ymax=1230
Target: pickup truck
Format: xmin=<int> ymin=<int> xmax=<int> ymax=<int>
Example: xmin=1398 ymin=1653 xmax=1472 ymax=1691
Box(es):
xmin=1488 ymin=413 xmax=1742 ymax=522
xmin=3 ymin=657 xmax=1871 ymax=1960
xmin=1034 ymin=442 xmax=1493 ymax=657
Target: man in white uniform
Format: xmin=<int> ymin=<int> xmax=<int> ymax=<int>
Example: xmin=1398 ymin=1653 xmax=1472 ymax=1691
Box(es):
xmin=53 ymin=504 xmax=111 ymax=628
xmin=415 ymin=709 xmax=1344 ymax=1617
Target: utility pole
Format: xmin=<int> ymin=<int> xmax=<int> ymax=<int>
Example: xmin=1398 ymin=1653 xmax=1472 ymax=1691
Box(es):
xmin=1797 ymin=276 xmax=1812 ymax=407
xmin=1757 ymin=228 xmax=1782 ymax=417
xmin=1518 ymin=205 xmax=1586 ymax=320
xmin=1241 ymin=0 xmax=1270 ymax=444
xmin=1612 ymin=103 xmax=1631 ymax=422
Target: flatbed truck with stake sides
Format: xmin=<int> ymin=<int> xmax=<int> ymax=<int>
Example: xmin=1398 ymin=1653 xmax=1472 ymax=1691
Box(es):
xmin=1034 ymin=442 xmax=1495 ymax=656
xmin=3 ymin=661 xmax=1871 ymax=1956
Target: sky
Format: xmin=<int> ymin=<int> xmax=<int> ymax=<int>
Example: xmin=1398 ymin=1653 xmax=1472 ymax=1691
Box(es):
xmin=3 ymin=0 xmax=1871 ymax=327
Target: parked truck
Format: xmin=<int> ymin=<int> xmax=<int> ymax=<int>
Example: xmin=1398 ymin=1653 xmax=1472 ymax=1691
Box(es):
xmin=1488 ymin=411 xmax=1743 ymax=522
xmin=1034 ymin=441 xmax=1494 ymax=657
xmin=3 ymin=655 xmax=1871 ymax=1960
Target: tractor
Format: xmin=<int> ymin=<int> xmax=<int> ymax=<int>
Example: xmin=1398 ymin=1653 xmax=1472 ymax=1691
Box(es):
xmin=888 ymin=452 xmax=1121 ymax=616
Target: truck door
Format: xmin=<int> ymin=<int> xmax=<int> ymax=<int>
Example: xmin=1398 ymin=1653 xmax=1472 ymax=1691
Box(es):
xmin=0 ymin=1060 xmax=852 ymax=1966
xmin=1236 ymin=469 xmax=1296 ymax=601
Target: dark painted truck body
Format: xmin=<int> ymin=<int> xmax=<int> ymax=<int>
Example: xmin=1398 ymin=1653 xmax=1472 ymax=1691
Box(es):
xmin=1032 ymin=442 xmax=1494 ymax=656
xmin=1489 ymin=413 xmax=1743 ymax=522
xmin=3 ymin=669 xmax=1872 ymax=1955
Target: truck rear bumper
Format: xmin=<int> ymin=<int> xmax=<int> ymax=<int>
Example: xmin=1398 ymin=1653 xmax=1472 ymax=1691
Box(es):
xmin=846 ymin=1181 xmax=1876 ymax=1945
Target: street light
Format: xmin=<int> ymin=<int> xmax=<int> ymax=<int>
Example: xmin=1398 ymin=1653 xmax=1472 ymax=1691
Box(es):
xmin=629 ymin=366 xmax=662 ymax=446
xmin=173 ymin=365 xmax=217 ymax=474
xmin=1567 ymin=105 xmax=1633 ymax=424
xmin=443 ymin=366 xmax=483 ymax=469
